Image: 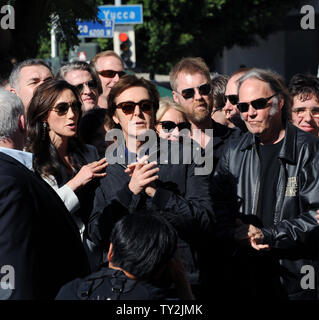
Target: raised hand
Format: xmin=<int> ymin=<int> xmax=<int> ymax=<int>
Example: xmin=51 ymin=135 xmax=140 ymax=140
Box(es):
xmin=67 ymin=158 xmax=108 ymax=191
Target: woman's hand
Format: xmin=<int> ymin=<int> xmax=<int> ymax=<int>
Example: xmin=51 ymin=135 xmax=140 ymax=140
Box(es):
xmin=67 ymin=158 xmax=108 ymax=191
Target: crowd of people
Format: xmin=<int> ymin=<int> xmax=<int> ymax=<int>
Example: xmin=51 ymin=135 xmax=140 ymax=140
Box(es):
xmin=1 ymin=50 xmax=319 ymax=300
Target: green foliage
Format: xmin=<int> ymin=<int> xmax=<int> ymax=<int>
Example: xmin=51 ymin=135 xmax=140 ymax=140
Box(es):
xmin=127 ymin=0 xmax=303 ymax=73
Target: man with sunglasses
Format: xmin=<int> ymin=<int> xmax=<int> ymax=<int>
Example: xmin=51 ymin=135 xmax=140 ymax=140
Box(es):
xmin=212 ymin=68 xmax=319 ymax=300
xmin=57 ymin=61 xmax=102 ymax=113
xmin=223 ymin=68 xmax=250 ymax=132
xmin=170 ymin=57 xmax=241 ymax=171
xmin=288 ymin=73 xmax=319 ymax=137
xmin=91 ymin=51 xmax=125 ymax=109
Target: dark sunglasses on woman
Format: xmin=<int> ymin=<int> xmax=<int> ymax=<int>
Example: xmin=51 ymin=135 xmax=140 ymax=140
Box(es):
xmin=52 ymin=101 xmax=82 ymax=116
xmin=159 ymin=121 xmax=191 ymax=131
xmin=75 ymin=80 xmax=97 ymax=93
xmin=237 ymin=93 xmax=278 ymax=113
xmin=177 ymin=83 xmax=211 ymax=100
xmin=98 ymin=70 xmax=126 ymax=78
xmin=116 ymin=100 xmax=153 ymax=115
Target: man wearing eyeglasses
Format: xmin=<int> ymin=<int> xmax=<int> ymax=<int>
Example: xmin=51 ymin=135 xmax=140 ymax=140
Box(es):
xmin=91 ymin=51 xmax=125 ymax=109
xmin=57 ymin=61 xmax=102 ymax=113
xmin=288 ymin=73 xmax=319 ymax=137
xmin=212 ymin=68 xmax=319 ymax=300
xmin=223 ymin=68 xmax=250 ymax=132
xmin=170 ymin=57 xmax=241 ymax=171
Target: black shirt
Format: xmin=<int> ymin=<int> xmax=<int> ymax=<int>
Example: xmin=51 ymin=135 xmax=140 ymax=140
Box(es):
xmin=256 ymin=139 xmax=283 ymax=227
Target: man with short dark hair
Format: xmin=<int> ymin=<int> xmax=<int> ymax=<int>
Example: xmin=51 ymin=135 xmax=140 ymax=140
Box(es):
xmin=56 ymin=213 xmax=180 ymax=300
xmin=212 ymin=68 xmax=319 ymax=300
xmin=288 ymin=73 xmax=319 ymax=136
xmin=9 ymin=58 xmax=53 ymax=110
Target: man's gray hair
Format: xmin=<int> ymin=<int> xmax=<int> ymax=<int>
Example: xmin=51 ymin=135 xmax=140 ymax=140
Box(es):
xmin=56 ymin=61 xmax=102 ymax=95
xmin=9 ymin=59 xmax=51 ymax=90
xmin=237 ymin=68 xmax=292 ymax=121
xmin=0 ymin=89 xmax=25 ymax=140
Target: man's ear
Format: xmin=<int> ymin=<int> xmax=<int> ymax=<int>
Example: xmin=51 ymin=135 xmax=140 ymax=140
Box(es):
xmin=107 ymin=242 xmax=114 ymax=262
xmin=113 ymin=113 xmax=119 ymax=124
xmin=10 ymin=88 xmax=17 ymax=96
xmin=172 ymin=91 xmax=179 ymax=104
xmin=18 ymin=114 xmax=26 ymax=132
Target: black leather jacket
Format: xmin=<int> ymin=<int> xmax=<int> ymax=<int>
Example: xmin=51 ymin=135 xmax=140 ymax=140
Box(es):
xmin=212 ymin=122 xmax=319 ymax=299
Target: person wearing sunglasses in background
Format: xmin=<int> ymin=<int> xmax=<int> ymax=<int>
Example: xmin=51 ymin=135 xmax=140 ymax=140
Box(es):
xmin=170 ymin=57 xmax=241 ymax=171
xmin=26 ymin=79 xmax=108 ymax=272
xmin=288 ymin=73 xmax=319 ymax=137
xmin=211 ymin=68 xmax=319 ymax=300
xmin=223 ymin=67 xmax=250 ymax=132
xmin=90 ymin=51 xmax=125 ymax=109
xmin=57 ymin=61 xmax=102 ymax=113
xmin=89 ymin=74 xmax=214 ymax=300
xmin=155 ymin=97 xmax=191 ymax=141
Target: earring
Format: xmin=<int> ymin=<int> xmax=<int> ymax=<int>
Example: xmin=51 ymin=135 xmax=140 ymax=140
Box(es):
xmin=42 ymin=122 xmax=47 ymax=141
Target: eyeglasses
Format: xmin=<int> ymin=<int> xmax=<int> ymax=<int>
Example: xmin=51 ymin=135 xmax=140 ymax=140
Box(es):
xmin=75 ymin=80 xmax=97 ymax=93
xmin=52 ymin=101 xmax=82 ymax=116
xmin=292 ymin=106 xmax=319 ymax=118
xmin=224 ymin=94 xmax=239 ymax=105
xmin=159 ymin=121 xmax=191 ymax=131
xmin=237 ymin=93 xmax=278 ymax=113
xmin=116 ymin=99 xmax=153 ymax=115
xmin=98 ymin=70 xmax=126 ymax=78
xmin=176 ymin=83 xmax=211 ymax=100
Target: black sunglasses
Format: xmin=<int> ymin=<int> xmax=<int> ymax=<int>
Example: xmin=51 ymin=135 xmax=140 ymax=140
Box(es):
xmin=224 ymin=94 xmax=239 ymax=105
xmin=159 ymin=121 xmax=191 ymax=131
xmin=177 ymin=83 xmax=211 ymax=100
xmin=237 ymin=93 xmax=278 ymax=113
xmin=116 ymin=99 xmax=153 ymax=115
xmin=52 ymin=101 xmax=82 ymax=116
xmin=98 ymin=70 xmax=126 ymax=78
xmin=75 ymin=80 xmax=97 ymax=93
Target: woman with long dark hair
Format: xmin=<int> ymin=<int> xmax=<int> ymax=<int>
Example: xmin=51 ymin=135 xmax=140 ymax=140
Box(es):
xmin=27 ymin=79 xmax=107 ymax=271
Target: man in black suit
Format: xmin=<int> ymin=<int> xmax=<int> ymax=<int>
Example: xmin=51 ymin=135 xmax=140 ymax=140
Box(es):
xmin=0 ymin=89 xmax=90 ymax=299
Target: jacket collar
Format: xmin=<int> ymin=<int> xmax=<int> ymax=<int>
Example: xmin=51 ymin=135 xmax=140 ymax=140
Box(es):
xmin=240 ymin=122 xmax=297 ymax=163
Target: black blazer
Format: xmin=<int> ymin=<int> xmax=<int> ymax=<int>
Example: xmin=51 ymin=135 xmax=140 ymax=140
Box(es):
xmin=0 ymin=151 xmax=90 ymax=300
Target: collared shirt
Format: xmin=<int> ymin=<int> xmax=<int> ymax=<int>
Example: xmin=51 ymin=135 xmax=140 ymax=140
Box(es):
xmin=0 ymin=147 xmax=33 ymax=171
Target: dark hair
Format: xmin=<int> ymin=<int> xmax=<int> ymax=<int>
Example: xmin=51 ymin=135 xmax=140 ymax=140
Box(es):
xmin=107 ymin=74 xmax=160 ymax=118
xmin=110 ymin=213 xmax=177 ymax=281
xmin=26 ymin=79 xmax=86 ymax=179
xmin=288 ymin=73 xmax=319 ymax=103
xmin=211 ymin=74 xmax=229 ymax=111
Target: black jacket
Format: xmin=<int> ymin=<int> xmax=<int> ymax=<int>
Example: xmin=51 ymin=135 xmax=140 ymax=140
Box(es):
xmin=88 ymin=137 xmax=214 ymax=290
xmin=212 ymin=122 xmax=319 ymax=299
xmin=0 ymin=152 xmax=90 ymax=300
xmin=56 ymin=267 xmax=168 ymax=300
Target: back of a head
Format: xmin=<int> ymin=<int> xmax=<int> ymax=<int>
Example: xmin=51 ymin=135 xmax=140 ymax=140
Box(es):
xmin=0 ymin=89 xmax=24 ymax=140
xmin=169 ymin=57 xmax=211 ymax=91
xmin=110 ymin=213 xmax=177 ymax=281
xmin=9 ymin=58 xmax=51 ymax=90
xmin=288 ymin=73 xmax=319 ymax=102
xmin=156 ymin=97 xmax=186 ymax=121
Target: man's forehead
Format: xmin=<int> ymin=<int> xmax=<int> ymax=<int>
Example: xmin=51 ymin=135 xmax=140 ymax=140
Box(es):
xmin=96 ymin=56 xmax=123 ymax=70
xmin=176 ymin=71 xmax=208 ymax=89
xmin=20 ymin=65 xmax=52 ymax=80
xmin=239 ymin=78 xmax=271 ymax=94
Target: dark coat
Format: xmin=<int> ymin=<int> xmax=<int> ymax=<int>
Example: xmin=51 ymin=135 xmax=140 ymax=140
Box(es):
xmin=212 ymin=122 xmax=319 ymax=299
xmin=88 ymin=137 xmax=214 ymax=292
xmin=0 ymin=152 xmax=90 ymax=300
